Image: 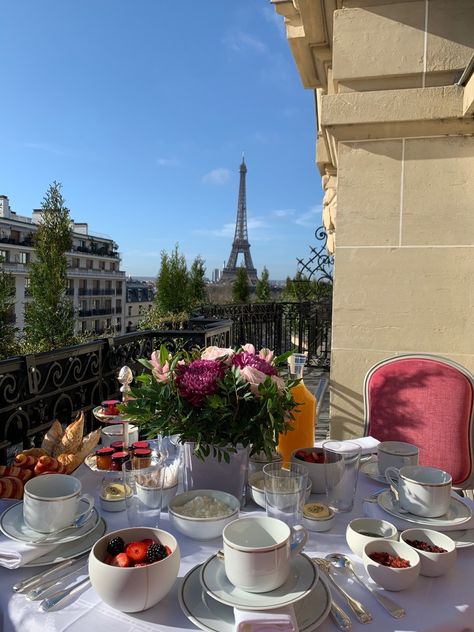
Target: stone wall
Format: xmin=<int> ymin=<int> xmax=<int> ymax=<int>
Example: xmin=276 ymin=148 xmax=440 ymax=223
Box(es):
xmin=273 ymin=0 xmax=474 ymax=438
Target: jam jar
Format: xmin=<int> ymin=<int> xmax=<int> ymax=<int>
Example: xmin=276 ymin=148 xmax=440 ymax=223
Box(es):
xmin=111 ymin=451 xmax=130 ymax=471
xmin=110 ymin=440 xmax=126 ymax=452
xmin=95 ymin=446 xmax=114 ymax=470
xmin=133 ymin=448 xmax=152 ymax=468
xmin=131 ymin=440 xmax=149 ymax=453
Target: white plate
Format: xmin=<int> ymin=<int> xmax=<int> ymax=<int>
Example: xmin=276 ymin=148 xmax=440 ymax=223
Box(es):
xmin=360 ymin=459 xmax=389 ymax=484
xmin=92 ymin=405 xmax=124 ymax=424
xmin=200 ymin=553 xmax=317 ymax=611
xmin=439 ymin=528 xmax=474 ymax=549
xmin=377 ymin=490 xmax=472 ymax=527
xmin=24 ymin=517 xmax=107 ymax=567
xmin=180 ymin=562 xmax=331 ymax=632
xmin=0 ymin=500 xmax=100 ymax=545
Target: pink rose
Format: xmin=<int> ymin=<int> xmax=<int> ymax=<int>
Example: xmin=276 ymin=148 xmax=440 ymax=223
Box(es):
xmin=241 ymin=343 xmax=256 ymax=355
xmin=201 ymin=346 xmax=235 ymax=364
xmin=271 ymin=374 xmax=286 ymax=393
xmin=240 ymin=365 xmax=267 ymax=396
xmin=258 ymin=348 xmax=274 ymax=363
xmin=150 ymin=351 xmax=170 ymax=383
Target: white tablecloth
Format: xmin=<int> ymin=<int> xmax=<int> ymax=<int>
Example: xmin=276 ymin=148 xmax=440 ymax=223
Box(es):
xmin=0 ymin=464 xmax=473 ymax=632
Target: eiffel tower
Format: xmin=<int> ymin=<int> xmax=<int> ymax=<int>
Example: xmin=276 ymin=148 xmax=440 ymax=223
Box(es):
xmin=220 ymin=156 xmax=258 ymax=285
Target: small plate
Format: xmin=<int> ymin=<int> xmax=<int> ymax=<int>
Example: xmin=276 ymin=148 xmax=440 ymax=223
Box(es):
xmin=361 ymin=459 xmax=389 ymax=484
xmin=440 ymin=528 xmax=474 ymax=549
xmin=24 ymin=517 xmax=107 ymax=567
xmin=377 ymin=490 xmax=472 ymax=527
xmin=180 ymin=562 xmax=331 ymax=632
xmin=92 ymin=405 xmax=125 ymax=424
xmin=84 ymin=454 xmax=121 ymax=476
xmin=200 ymin=553 xmax=317 ymax=611
xmin=0 ymin=500 xmax=100 ymax=545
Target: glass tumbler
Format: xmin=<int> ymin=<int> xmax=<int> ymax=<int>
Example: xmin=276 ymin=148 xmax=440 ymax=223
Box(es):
xmin=263 ymin=461 xmax=309 ymax=529
xmin=122 ymin=455 xmax=165 ymax=528
xmin=323 ymin=440 xmax=362 ymax=512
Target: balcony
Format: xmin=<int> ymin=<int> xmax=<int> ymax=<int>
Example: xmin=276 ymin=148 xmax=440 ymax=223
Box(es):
xmin=67 ymin=267 xmax=125 ymax=278
xmin=78 ymin=307 xmax=115 ymax=318
xmin=78 ymin=288 xmax=116 ymax=296
xmin=72 ymin=245 xmax=119 ymax=259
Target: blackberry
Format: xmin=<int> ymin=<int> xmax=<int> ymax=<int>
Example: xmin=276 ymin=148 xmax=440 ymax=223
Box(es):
xmin=147 ymin=542 xmax=168 ymax=563
xmin=107 ymin=536 xmax=125 ymax=556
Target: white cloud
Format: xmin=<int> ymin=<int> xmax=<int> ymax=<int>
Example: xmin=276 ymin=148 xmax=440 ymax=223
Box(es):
xmin=157 ymin=157 xmax=179 ymax=167
xmin=223 ymin=30 xmax=267 ymax=55
xmin=294 ymin=205 xmax=323 ymax=227
xmin=202 ymin=168 xmax=230 ymax=186
xmin=272 ymin=209 xmax=295 ymax=218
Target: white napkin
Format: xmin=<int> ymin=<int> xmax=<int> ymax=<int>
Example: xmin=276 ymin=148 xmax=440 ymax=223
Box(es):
xmin=234 ymin=605 xmax=298 ymax=632
xmin=315 ymin=436 xmax=380 ymax=456
xmin=0 ymin=535 xmax=58 ymax=569
xmin=363 ymin=494 xmax=474 ymax=532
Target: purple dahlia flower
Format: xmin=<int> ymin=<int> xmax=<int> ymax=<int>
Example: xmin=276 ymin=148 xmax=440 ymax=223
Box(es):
xmin=175 ymin=359 xmax=225 ymax=406
xmin=232 ymin=351 xmax=277 ymax=376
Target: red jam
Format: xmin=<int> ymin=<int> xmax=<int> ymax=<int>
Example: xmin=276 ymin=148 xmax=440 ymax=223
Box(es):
xmin=369 ymin=552 xmax=411 ymax=568
xmin=101 ymin=400 xmax=120 ymax=415
xmin=405 ymin=539 xmax=447 ymax=553
xmin=111 ymin=451 xmax=130 ymax=471
xmin=96 ymin=447 xmax=114 ymax=470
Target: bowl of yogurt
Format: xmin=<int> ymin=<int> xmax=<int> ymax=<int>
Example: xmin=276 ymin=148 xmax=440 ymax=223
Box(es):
xmin=168 ymin=489 xmax=240 ymax=540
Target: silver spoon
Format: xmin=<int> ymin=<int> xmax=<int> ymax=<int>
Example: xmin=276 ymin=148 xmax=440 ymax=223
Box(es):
xmin=30 ymin=510 xmax=94 ymax=544
xmin=313 ymin=558 xmax=373 ymax=624
xmin=325 ymin=553 xmax=406 ymax=619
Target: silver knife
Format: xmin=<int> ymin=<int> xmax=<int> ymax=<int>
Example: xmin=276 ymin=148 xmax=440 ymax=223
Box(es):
xmin=26 ymin=563 xmax=88 ymax=600
xmin=39 ymin=576 xmax=90 ymax=612
xmin=13 ymin=554 xmax=89 ymax=593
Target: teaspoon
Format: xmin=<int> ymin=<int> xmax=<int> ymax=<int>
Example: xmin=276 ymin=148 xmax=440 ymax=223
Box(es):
xmin=325 ymin=553 xmax=406 ymax=619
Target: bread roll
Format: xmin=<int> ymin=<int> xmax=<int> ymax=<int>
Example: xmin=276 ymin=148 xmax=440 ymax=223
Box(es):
xmin=57 ymin=453 xmax=82 ymax=475
xmin=19 ymin=447 xmax=48 ymax=459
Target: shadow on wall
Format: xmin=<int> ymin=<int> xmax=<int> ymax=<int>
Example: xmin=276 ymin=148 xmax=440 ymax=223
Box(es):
xmin=328 ymin=378 xmax=364 ymax=439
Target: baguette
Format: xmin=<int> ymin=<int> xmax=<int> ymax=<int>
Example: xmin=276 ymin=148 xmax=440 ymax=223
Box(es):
xmin=41 ymin=420 xmax=63 ymax=456
xmin=56 ymin=412 xmax=84 ymax=456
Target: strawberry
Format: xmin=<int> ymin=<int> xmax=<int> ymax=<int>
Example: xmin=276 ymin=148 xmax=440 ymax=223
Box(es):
xmin=165 ymin=545 xmax=172 ymax=556
xmin=111 ymin=552 xmax=131 ymax=567
xmin=142 ymin=538 xmax=156 ymax=547
xmin=134 ymin=562 xmax=148 ymax=567
xmin=125 ymin=541 xmax=148 ymax=564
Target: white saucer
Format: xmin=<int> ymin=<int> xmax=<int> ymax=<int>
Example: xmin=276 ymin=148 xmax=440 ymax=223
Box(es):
xmin=441 ymin=528 xmax=474 ymax=549
xmin=24 ymin=517 xmax=107 ymax=566
xmin=0 ymin=500 xmax=100 ymax=545
xmin=377 ymin=490 xmax=472 ymax=527
xmin=180 ymin=562 xmax=330 ymax=632
xmin=200 ymin=553 xmax=318 ymax=611
xmin=360 ymin=459 xmax=389 ymax=484
xmin=84 ymin=454 xmax=123 ymax=476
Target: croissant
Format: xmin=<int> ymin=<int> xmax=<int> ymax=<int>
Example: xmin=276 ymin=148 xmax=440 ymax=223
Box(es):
xmin=19 ymin=447 xmax=48 ymax=459
xmin=14 ymin=454 xmax=37 ymax=469
xmin=0 ymin=476 xmax=24 ymax=499
xmin=57 ymin=453 xmax=82 ymax=475
xmin=56 ymin=412 xmax=84 ymax=456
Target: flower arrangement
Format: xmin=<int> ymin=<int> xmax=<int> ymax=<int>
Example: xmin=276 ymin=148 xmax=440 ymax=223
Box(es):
xmin=122 ymin=343 xmax=300 ymax=461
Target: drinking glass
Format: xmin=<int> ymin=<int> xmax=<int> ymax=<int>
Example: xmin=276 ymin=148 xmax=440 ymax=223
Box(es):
xmin=263 ymin=461 xmax=309 ymax=529
xmin=122 ymin=456 xmax=165 ymax=527
xmin=323 ymin=440 xmax=362 ymax=512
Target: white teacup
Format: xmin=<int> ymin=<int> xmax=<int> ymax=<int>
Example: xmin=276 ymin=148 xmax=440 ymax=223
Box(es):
xmin=385 ymin=465 xmax=452 ymax=518
xmin=222 ymin=516 xmax=307 ymax=593
xmin=23 ymin=474 xmax=94 ymax=533
xmin=377 ymin=441 xmax=419 ymax=476
xmin=101 ymin=424 xmax=139 ymax=447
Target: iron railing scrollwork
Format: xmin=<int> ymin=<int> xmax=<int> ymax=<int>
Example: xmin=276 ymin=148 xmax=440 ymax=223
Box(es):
xmin=294 ymin=225 xmax=334 ymax=300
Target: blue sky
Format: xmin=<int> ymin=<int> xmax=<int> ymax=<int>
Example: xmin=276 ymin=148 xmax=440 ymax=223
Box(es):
xmin=0 ymin=0 xmax=323 ymax=281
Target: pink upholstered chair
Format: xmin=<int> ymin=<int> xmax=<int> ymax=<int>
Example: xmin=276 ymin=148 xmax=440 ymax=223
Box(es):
xmin=363 ymin=354 xmax=474 ymax=489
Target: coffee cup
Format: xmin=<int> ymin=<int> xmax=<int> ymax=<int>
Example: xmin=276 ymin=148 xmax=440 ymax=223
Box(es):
xmin=385 ymin=465 xmax=452 ymax=518
xmin=23 ymin=474 xmax=94 ymax=533
xmin=377 ymin=441 xmax=419 ymax=476
xmin=222 ymin=516 xmax=307 ymax=593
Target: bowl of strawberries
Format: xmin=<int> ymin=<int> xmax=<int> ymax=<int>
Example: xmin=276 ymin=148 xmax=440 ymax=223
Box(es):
xmin=291 ymin=447 xmax=326 ymax=494
xmin=89 ymin=527 xmax=180 ymax=612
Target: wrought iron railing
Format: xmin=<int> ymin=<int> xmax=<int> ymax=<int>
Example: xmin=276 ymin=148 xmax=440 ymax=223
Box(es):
xmin=199 ymin=300 xmax=332 ymax=369
xmin=0 ymin=319 xmax=232 ymax=463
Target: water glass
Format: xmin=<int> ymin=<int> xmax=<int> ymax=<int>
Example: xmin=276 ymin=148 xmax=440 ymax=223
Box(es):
xmin=323 ymin=440 xmax=362 ymax=512
xmin=122 ymin=456 xmax=165 ymax=528
xmin=263 ymin=461 xmax=308 ymax=528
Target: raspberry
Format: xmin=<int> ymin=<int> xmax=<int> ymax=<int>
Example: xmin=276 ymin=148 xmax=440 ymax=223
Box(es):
xmin=125 ymin=541 xmax=148 ymax=564
xmin=107 ymin=536 xmax=125 ymax=556
xmin=111 ymin=552 xmax=131 ymax=567
xmin=147 ymin=542 xmax=168 ymax=563
xmin=142 ymin=538 xmax=156 ymax=547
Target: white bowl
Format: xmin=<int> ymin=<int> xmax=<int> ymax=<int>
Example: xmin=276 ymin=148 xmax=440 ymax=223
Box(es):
xmin=291 ymin=448 xmax=326 ymax=493
xmin=346 ymin=517 xmax=398 ymax=558
xmin=168 ymin=489 xmax=240 ymax=540
xmin=363 ymin=539 xmax=420 ymax=591
xmin=400 ymin=528 xmax=457 ymax=577
xmin=101 ymin=424 xmax=139 ymax=447
xmin=247 ymin=471 xmax=312 ymax=509
xmin=302 ymin=503 xmax=335 ymax=532
xmin=162 ymin=483 xmax=178 ymax=509
xmin=88 ymin=527 xmax=180 ymax=612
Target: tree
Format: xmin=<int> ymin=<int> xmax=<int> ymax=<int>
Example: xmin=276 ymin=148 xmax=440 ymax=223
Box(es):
xmin=23 ymin=182 xmax=75 ymax=351
xmin=232 ymin=266 xmax=250 ymax=303
xmin=189 ymin=255 xmax=207 ymax=306
xmin=256 ymin=266 xmax=270 ymax=302
xmin=0 ymin=262 xmax=18 ymax=358
xmin=155 ymin=244 xmax=190 ymax=314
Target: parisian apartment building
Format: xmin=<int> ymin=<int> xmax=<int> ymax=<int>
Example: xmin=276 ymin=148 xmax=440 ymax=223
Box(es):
xmin=0 ymin=194 xmax=126 ymax=336
xmin=125 ymin=278 xmax=155 ymax=333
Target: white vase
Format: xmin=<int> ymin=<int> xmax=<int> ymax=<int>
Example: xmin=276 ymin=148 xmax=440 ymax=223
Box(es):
xmin=182 ymin=443 xmax=250 ymax=506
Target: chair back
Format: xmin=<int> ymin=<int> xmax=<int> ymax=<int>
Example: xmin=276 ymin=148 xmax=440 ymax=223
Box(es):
xmin=364 ymin=354 xmax=474 ymax=488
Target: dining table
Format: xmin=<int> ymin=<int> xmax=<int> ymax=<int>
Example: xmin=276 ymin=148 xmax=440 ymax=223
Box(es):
xmin=0 ymin=461 xmax=473 ymax=632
